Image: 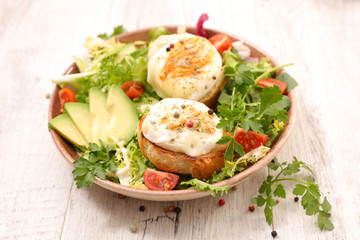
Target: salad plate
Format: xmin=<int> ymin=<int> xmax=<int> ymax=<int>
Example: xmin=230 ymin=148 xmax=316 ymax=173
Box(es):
xmin=48 ymin=26 xmax=297 ymax=201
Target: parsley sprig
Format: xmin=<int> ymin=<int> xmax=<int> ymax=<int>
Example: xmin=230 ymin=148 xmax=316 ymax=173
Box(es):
xmin=252 ymin=157 xmax=334 ymax=231
xmin=72 ymin=141 xmax=118 ymax=188
xmin=97 ymin=25 xmax=126 ymax=39
xmin=215 ymin=55 xmax=297 ymax=161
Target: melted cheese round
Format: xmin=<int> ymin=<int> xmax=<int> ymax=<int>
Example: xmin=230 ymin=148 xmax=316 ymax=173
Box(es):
xmin=147 ymin=33 xmax=222 ymax=101
xmin=142 ymin=98 xmax=223 ymax=157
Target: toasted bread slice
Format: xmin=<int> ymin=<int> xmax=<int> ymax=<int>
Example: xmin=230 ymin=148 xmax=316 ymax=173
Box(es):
xmin=137 ymin=115 xmax=230 ymax=180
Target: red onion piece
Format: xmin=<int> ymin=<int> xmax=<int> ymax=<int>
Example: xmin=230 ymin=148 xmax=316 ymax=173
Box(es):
xmin=196 ymin=13 xmax=209 ymax=38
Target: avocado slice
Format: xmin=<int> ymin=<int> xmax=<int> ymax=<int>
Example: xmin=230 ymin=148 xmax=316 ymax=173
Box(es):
xmin=89 ymin=88 xmax=110 ymax=145
xmin=64 ymin=102 xmax=92 ymax=142
xmin=49 ymin=113 xmax=88 ymax=148
xmin=100 ymin=85 xmax=139 ymax=143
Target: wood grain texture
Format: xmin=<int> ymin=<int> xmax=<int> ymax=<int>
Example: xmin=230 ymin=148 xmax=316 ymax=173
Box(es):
xmin=0 ymin=0 xmax=359 ymax=239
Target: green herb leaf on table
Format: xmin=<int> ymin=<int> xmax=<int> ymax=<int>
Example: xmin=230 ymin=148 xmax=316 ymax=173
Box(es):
xmin=252 ymin=157 xmax=334 ymax=231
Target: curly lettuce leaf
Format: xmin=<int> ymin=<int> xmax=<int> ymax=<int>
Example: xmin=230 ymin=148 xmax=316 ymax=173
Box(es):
xmin=180 ymin=179 xmax=230 ymax=196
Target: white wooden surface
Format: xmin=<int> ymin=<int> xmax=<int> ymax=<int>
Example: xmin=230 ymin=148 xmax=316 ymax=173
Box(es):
xmin=1 ymin=0 xmax=359 ymax=239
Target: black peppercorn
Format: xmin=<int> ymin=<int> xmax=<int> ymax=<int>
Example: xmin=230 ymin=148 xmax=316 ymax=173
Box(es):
xmin=294 ymin=196 xmax=299 ymax=202
xmin=174 ymin=207 xmax=181 ymax=214
xmin=139 ymin=206 xmax=145 ymax=212
xmin=208 ymin=109 xmax=214 ymax=115
xmin=166 ymin=47 xmax=171 ymax=52
xmin=271 ymin=231 xmax=277 ymax=237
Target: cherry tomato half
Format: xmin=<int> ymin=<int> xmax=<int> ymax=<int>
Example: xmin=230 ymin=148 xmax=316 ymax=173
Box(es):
xmin=257 ymin=78 xmax=287 ymax=95
xmin=143 ymin=169 xmax=179 ymax=191
xmin=59 ymin=88 xmax=77 ymax=113
xmin=121 ymin=81 xmax=144 ymax=98
xmin=208 ymin=33 xmax=232 ymax=56
xmin=234 ymin=128 xmax=269 ymax=153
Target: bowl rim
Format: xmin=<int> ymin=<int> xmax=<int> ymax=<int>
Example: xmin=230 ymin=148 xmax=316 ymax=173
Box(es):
xmin=48 ymin=26 xmax=297 ymax=201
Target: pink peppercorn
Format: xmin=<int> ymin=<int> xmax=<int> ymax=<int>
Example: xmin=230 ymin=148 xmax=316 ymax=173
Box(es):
xmin=170 ymin=43 xmax=175 ymax=48
xmin=186 ymin=120 xmax=194 ymax=128
xmin=219 ymin=199 xmax=225 ymax=206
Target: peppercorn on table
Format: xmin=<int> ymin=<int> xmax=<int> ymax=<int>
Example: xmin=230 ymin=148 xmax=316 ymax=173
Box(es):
xmin=1 ymin=0 xmax=359 ymax=239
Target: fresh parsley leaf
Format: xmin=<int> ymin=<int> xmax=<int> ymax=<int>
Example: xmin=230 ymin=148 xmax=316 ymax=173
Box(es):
xmin=97 ymin=25 xmax=126 ymax=39
xmin=72 ymin=142 xmax=118 ymax=189
xmin=273 ymin=184 xmax=286 ymax=198
xmin=266 ymin=195 xmax=277 ymax=207
xmin=264 ymin=205 xmax=273 ymax=225
xmin=234 ymin=64 xmax=254 ymax=85
xmin=224 ymin=139 xmax=235 ymax=161
xmin=293 ymin=184 xmax=307 ymax=195
xmin=74 ymin=172 xmax=94 ymax=188
xmin=252 ymin=157 xmax=334 ymax=231
xmin=72 ymin=166 xmax=90 ymax=177
xmin=234 ymin=141 xmax=245 ymax=156
xmin=252 ymin=195 xmax=266 ymax=207
xmin=216 ymin=135 xmax=233 ymax=145
xmin=241 ymin=117 xmax=263 ymax=133
xmin=282 ymin=162 xmax=300 ymax=175
xmin=111 ymin=26 xmax=126 ymax=37
xmin=321 ymin=197 xmax=332 ymax=213
xmin=318 ymin=211 xmax=334 ymax=230
xmin=305 ymin=198 xmax=320 ymax=215
xmin=97 ymin=33 xmax=108 ymax=39
xmin=308 ymin=181 xmax=321 ymax=198
xmin=301 ymin=190 xmax=315 ymax=209
xmin=268 ymin=158 xmax=281 ymax=171
xmin=258 ymin=86 xmax=283 ymax=116
xmin=93 ymin=165 xmax=107 ymax=180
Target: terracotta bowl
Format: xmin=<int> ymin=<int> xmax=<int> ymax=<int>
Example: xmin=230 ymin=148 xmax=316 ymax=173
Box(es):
xmin=48 ymin=26 xmax=297 ymax=201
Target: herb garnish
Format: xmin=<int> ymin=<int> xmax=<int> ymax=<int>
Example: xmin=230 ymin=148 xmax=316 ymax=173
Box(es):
xmin=72 ymin=141 xmax=118 ymax=188
xmin=97 ymin=25 xmax=126 ymax=39
xmin=215 ymin=56 xmax=296 ymax=161
xmin=252 ymin=157 xmax=334 ymax=231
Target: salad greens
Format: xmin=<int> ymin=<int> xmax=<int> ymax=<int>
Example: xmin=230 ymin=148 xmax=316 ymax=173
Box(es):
xmin=148 ymin=26 xmax=169 ymax=41
xmin=50 ymin=23 xmax=334 ymax=234
xmin=54 ymin=25 xmax=298 ymax=196
xmin=97 ymin=25 xmax=126 ymax=40
xmin=211 ymin=50 xmax=297 ymax=181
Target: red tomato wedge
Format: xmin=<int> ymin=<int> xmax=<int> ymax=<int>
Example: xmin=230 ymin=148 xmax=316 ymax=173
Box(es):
xmin=59 ymin=88 xmax=77 ymax=113
xmin=143 ymin=169 xmax=179 ymax=191
xmin=121 ymin=81 xmax=144 ymax=99
xmin=208 ymin=33 xmax=232 ymax=56
xmin=234 ymin=128 xmax=269 ymax=153
xmin=257 ymin=78 xmax=287 ymax=95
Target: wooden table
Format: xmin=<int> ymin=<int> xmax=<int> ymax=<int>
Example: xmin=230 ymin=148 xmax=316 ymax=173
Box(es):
xmin=1 ymin=0 xmax=359 ymax=239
